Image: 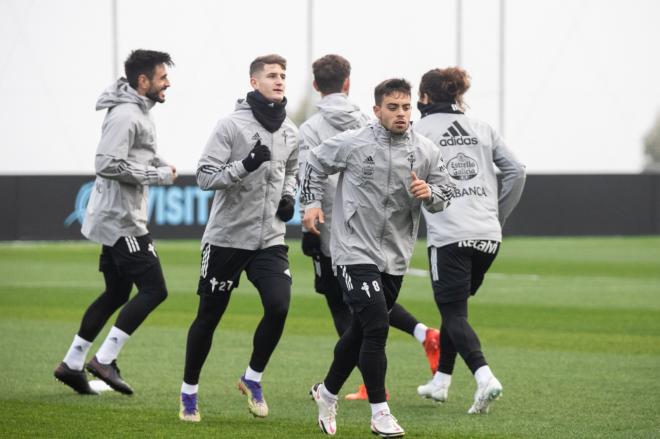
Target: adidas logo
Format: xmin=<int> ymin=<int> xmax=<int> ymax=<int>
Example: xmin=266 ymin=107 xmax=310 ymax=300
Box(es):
xmin=439 ymin=121 xmax=478 ymax=146
xmin=75 ymin=345 xmax=83 ymax=352
xmin=251 ymin=132 xmax=261 ymax=141
xmin=363 ymin=155 xmax=375 ymax=164
xmin=110 ymin=337 xmax=118 ymax=344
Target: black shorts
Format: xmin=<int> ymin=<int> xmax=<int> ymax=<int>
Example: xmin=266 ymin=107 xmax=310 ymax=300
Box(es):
xmin=99 ymin=234 xmax=161 ymax=279
xmin=428 ymin=240 xmax=499 ymax=304
xmin=335 ymin=264 xmax=403 ymax=313
xmin=311 ymin=254 xmax=342 ymax=298
xmin=197 ymin=244 xmax=291 ymax=296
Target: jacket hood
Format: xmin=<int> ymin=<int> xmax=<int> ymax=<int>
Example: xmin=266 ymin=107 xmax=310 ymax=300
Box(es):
xmin=317 ymin=93 xmax=365 ymax=131
xmin=96 ymin=78 xmax=154 ymax=113
xmin=234 ymin=98 xmax=250 ymax=111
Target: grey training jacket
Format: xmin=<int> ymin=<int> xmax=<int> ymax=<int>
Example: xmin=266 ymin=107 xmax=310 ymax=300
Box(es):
xmin=197 ymin=99 xmax=298 ymax=250
xmin=297 ymin=93 xmax=371 ymax=257
xmin=301 ymin=120 xmax=455 ymax=275
xmin=82 ymin=78 xmax=175 ymax=246
xmin=414 ymin=112 xmax=526 ymax=248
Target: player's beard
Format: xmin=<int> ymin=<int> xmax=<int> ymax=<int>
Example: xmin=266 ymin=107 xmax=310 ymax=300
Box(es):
xmin=146 ymin=86 xmax=166 ymax=103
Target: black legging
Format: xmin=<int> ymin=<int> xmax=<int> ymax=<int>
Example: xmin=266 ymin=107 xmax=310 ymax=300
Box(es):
xmin=78 ymin=263 xmax=168 ymax=340
xmin=323 ymin=287 xmax=352 ymax=337
xmin=183 ymin=275 xmax=290 ymax=385
xmin=436 ymin=299 xmax=486 ymax=374
xmin=323 ymin=301 xmax=390 ymax=403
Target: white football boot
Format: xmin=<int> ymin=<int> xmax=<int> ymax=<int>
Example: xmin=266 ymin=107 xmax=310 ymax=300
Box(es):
xmin=468 ymin=376 xmax=502 ymax=414
xmin=417 ymin=379 xmax=449 ymax=403
xmin=371 ymin=410 xmax=405 ymax=438
xmin=310 ymin=383 xmax=338 ymax=435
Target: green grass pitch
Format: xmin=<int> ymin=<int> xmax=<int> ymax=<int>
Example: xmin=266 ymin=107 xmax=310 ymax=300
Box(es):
xmin=0 ymin=237 xmax=659 ymax=438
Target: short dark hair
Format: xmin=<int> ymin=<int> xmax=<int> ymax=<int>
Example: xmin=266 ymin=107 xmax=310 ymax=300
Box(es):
xmin=124 ymin=49 xmax=173 ymax=89
xmin=419 ymin=67 xmax=471 ymax=111
xmin=312 ymin=54 xmax=351 ymax=94
xmin=249 ymin=54 xmax=287 ymax=77
xmin=374 ymin=78 xmax=411 ymax=106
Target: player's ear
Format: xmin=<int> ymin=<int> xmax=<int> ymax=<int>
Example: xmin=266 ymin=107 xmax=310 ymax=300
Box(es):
xmin=373 ymin=105 xmax=382 ymax=120
xmin=341 ymin=78 xmax=350 ymax=94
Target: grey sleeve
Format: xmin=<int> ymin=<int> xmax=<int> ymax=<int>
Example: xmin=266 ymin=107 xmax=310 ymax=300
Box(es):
xmin=196 ymin=118 xmax=249 ymax=191
xmin=297 ymin=124 xmax=323 ymax=210
xmin=300 ymin=132 xmax=351 ymax=208
xmin=282 ymin=130 xmax=299 ymax=198
xmin=492 ymin=131 xmax=526 ymax=225
xmin=296 ymin=124 xmax=322 ymax=190
xmin=424 ymin=148 xmax=456 ymax=213
xmin=95 ymin=111 xmax=173 ymax=186
xmin=151 ymin=154 xmax=170 ymax=168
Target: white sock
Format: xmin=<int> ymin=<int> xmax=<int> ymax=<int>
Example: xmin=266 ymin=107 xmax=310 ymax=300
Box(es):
xmin=95 ymin=326 xmax=130 ymax=364
xmin=413 ymin=323 xmax=428 ymax=343
xmin=474 ymin=365 xmax=494 ymax=386
xmin=244 ymin=366 xmax=263 ymax=382
xmin=181 ymin=382 xmax=199 ymax=395
xmin=320 ymin=383 xmax=338 ymax=401
xmin=432 ymin=371 xmax=452 ymax=387
xmin=370 ymin=402 xmax=390 ymax=417
xmin=62 ymin=335 xmax=92 ymax=370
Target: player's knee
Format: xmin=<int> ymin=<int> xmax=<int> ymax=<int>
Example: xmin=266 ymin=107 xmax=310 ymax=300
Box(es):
xmin=362 ymin=314 xmax=389 ymax=344
xmin=265 ymin=301 xmax=289 ymax=322
xmin=103 ymin=288 xmax=131 ymax=307
xmin=361 ymin=324 xmax=388 ymax=353
xmin=365 ymin=320 xmax=389 ymax=339
xmin=257 ymin=277 xmax=291 ymax=320
xmin=138 ymin=283 xmax=168 ymax=306
xmin=192 ymin=314 xmax=220 ymax=333
xmin=439 ymin=313 xmax=463 ymax=335
xmin=155 ymin=287 xmax=168 ymax=304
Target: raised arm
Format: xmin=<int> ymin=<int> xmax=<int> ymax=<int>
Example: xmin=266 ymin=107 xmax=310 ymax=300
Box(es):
xmin=196 ymin=118 xmax=260 ymax=191
xmin=300 ymin=131 xmax=352 ymax=234
xmin=422 ymin=148 xmax=455 ymax=213
xmin=300 ymin=131 xmax=351 ymax=206
xmin=95 ymin=111 xmax=174 ymax=186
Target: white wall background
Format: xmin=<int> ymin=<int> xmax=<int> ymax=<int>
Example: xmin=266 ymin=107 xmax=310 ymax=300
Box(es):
xmin=1 ymin=0 xmax=659 ymax=174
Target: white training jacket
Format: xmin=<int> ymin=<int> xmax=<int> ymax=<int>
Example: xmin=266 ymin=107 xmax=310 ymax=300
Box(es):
xmin=301 ymin=120 xmax=455 ymax=275
xmin=82 ymin=79 xmax=174 ymax=246
xmin=297 ymin=93 xmax=371 ymax=257
xmin=197 ymin=99 xmax=298 ymax=250
xmin=414 ymin=111 xmax=526 ymax=248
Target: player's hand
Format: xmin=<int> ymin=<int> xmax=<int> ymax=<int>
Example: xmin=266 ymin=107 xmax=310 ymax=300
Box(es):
xmin=170 ymin=165 xmax=178 ymax=181
xmin=276 ymin=195 xmax=295 ymax=222
xmin=242 ymin=140 xmax=271 ymax=172
xmin=410 ymin=171 xmax=432 ymax=200
xmin=303 ymin=207 xmax=324 ymax=236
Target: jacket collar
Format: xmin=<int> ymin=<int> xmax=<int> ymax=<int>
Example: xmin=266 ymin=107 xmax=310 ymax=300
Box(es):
xmin=369 ymin=120 xmax=411 ymax=146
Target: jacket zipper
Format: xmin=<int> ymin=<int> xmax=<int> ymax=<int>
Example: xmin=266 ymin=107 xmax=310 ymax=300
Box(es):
xmin=259 ymin=133 xmax=272 ymax=246
xmin=380 ymin=135 xmax=392 ymax=254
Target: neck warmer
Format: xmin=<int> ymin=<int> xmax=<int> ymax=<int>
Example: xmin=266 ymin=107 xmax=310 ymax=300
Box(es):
xmin=246 ymin=90 xmax=287 ymax=133
xmin=417 ymin=101 xmax=463 ymax=118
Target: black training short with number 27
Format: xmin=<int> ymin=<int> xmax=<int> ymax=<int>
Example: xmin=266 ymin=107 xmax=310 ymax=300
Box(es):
xmin=197 ymin=244 xmax=290 ymax=296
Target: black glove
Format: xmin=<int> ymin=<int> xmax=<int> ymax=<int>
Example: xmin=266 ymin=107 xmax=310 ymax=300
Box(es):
xmin=276 ymin=195 xmax=295 ymax=222
xmin=301 ymin=231 xmax=322 ymax=257
xmin=242 ymin=140 xmax=271 ymax=172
